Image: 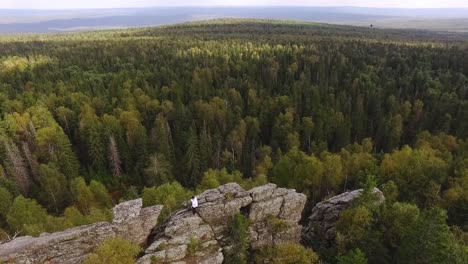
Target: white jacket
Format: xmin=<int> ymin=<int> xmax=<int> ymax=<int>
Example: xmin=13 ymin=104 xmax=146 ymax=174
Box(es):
xmin=191 ymin=197 xmax=198 ymax=208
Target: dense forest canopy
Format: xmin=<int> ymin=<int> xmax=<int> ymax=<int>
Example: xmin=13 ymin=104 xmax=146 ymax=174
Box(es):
xmin=0 ymin=19 xmax=467 ymax=263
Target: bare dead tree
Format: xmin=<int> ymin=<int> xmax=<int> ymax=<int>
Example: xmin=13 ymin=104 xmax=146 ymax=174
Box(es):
xmin=146 ymin=154 xmax=160 ymax=177
xmin=5 ymin=141 xmax=31 ymax=195
xmin=1 ymin=230 xmax=21 ymax=243
xmin=144 ymin=153 xmax=172 ymax=185
xmin=108 ymin=136 xmax=122 ymax=177
xmin=22 ymin=142 xmax=40 ymax=182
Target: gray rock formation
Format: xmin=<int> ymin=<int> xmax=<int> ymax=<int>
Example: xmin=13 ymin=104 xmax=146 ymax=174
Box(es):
xmin=0 ymin=199 xmax=162 ymax=264
xmin=303 ymin=187 xmax=384 ymax=248
xmin=137 ymin=183 xmax=307 ymax=264
xmin=0 ymin=183 xmax=306 ymax=264
xmin=137 ymin=209 xmax=223 ymax=264
xmin=247 ymin=184 xmax=306 ymax=249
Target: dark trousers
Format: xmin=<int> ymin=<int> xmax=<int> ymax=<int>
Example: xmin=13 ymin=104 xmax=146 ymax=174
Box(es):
xmin=192 ymin=207 xmax=196 ymax=214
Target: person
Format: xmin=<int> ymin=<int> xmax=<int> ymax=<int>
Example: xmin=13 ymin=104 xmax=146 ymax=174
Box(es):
xmin=190 ymin=196 xmax=198 ymax=214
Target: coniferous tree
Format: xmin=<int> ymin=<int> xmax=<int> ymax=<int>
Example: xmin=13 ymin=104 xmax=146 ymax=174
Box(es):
xmin=38 ymin=163 xmax=69 ymax=213
xmin=144 ymin=153 xmax=173 ymax=186
xmin=185 ymin=126 xmax=201 ymax=186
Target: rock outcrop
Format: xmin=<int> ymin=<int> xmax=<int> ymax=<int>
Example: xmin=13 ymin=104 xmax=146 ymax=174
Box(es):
xmin=137 ymin=183 xmax=307 ymax=264
xmin=0 ymin=199 xmax=163 ymax=264
xmin=247 ymin=184 xmax=306 ymax=249
xmin=0 ymin=183 xmax=307 ymax=264
xmin=302 ymin=187 xmax=384 ymax=248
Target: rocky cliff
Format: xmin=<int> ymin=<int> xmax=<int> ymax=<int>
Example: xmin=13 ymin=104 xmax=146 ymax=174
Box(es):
xmin=0 ymin=183 xmax=306 ymax=264
xmin=137 ymin=183 xmax=306 ymax=264
xmin=0 ymin=183 xmax=382 ymax=264
xmin=0 ymin=199 xmax=162 ymax=264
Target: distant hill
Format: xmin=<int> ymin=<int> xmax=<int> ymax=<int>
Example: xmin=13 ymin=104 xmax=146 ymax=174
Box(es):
xmin=127 ymin=19 xmax=468 ymax=42
xmin=1 ymin=6 xmax=468 ymax=33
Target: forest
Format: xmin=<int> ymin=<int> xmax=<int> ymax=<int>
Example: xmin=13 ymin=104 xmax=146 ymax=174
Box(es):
xmin=0 ymin=19 xmax=467 ymax=263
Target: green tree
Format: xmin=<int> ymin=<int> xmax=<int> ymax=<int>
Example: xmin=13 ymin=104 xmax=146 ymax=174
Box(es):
xmin=153 ymin=114 xmax=173 ymax=162
xmin=6 ymin=196 xmax=49 ymax=236
xmin=225 ymin=213 xmax=250 ymax=264
xmin=380 ymin=145 xmax=449 ymax=207
xmin=337 ymin=248 xmax=368 ymax=264
xmin=0 ymin=186 xmax=13 ymax=217
xmin=63 ymin=206 xmax=88 ymax=228
xmin=336 ymin=206 xmax=373 ymax=253
xmin=272 ymin=109 xmax=296 ymax=151
xmin=320 ymin=152 xmax=345 ymax=195
xmin=380 ymin=202 xmax=420 ymax=248
xmin=198 ymin=168 xmax=243 ymax=191
xmin=301 ymin=117 xmax=314 ymax=152
xmin=70 ymin=177 xmax=95 ymax=214
xmin=86 ymin=207 xmax=112 ymax=223
xmin=185 ymin=127 xmax=201 ymax=186
xmin=142 ymin=182 xmax=192 ymax=221
xmin=270 ymin=148 xmax=324 ymax=201
xmin=89 ymin=180 xmax=113 ymax=209
xmin=38 ymin=163 xmax=69 ymax=213
xmin=36 ymin=125 xmax=79 ymax=178
xmin=397 ymin=208 xmax=467 ymax=264
xmin=87 ymin=123 xmax=106 ymax=170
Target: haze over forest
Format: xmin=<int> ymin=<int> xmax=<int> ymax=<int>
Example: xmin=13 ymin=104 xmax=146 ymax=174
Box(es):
xmin=1 ymin=6 xmax=468 ymax=33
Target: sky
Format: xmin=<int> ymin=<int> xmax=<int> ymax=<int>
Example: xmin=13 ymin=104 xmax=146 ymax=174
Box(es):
xmin=2 ymin=0 xmax=468 ymax=9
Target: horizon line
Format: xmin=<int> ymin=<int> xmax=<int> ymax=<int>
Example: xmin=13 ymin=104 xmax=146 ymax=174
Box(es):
xmin=2 ymin=5 xmax=468 ymax=11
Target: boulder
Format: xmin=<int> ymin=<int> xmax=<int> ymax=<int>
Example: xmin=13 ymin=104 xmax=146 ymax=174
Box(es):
xmin=113 ymin=199 xmax=163 ymax=245
xmin=303 ymin=187 xmax=384 ymax=248
xmin=112 ymin=198 xmax=143 ymax=224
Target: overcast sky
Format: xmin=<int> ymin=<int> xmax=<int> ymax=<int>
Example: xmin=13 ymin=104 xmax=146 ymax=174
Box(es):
xmin=2 ymin=0 xmax=468 ymax=9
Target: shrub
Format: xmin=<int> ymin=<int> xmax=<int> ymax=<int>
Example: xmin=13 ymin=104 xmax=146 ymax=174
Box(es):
xmin=266 ymin=215 xmax=289 ymax=233
xmin=255 ymin=242 xmax=319 ymax=264
xmin=186 ymin=237 xmax=201 ymax=256
xmin=82 ymin=237 xmax=140 ymax=264
xmin=150 ymin=256 xmax=162 ymax=264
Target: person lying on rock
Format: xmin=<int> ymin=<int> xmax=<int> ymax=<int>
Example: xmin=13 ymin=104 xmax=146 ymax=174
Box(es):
xmin=190 ymin=196 xmax=198 ymax=214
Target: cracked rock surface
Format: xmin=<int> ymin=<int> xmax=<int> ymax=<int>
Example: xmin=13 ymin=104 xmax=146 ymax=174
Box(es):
xmin=138 ymin=183 xmax=306 ymax=264
xmin=0 ymin=184 xmax=306 ymax=264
